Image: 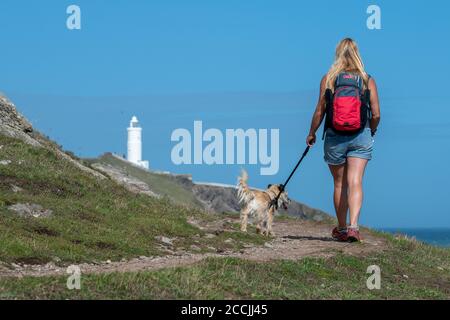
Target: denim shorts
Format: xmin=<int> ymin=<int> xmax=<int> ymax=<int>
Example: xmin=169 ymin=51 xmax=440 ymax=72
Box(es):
xmin=324 ymin=127 xmax=374 ymax=165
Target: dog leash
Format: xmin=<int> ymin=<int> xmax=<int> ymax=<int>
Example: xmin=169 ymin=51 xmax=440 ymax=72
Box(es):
xmin=269 ymin=145 xmax=311 ymax=210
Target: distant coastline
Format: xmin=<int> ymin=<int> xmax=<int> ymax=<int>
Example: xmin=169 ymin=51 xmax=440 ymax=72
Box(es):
xmin=379 ymin=228 xmax=450 ymax=248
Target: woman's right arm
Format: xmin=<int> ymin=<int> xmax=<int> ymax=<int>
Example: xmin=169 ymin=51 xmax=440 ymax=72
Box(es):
xmin=306 ymin=75 xmax=327 ymax=146
xmin=368 ymin=77 xmax=381 ymax=135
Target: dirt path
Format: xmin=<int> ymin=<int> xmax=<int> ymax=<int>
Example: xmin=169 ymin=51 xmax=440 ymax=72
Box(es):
xmin=0 ymin=219 xmax=387 ymax=278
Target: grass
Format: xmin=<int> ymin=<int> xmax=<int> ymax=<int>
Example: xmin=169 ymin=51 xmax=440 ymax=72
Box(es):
xmin=0 ymin=234 xmax=448 ymax=300
xmin=0 ymin=135 xmax=261 ymax=265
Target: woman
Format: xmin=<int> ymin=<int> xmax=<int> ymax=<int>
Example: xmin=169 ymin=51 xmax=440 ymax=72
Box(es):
xmin=306 ymin=38 xmax=380 ymax=242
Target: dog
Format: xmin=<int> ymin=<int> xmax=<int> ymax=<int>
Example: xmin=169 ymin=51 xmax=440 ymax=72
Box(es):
xmin=237 ymin=169 xmax=290 ymax=236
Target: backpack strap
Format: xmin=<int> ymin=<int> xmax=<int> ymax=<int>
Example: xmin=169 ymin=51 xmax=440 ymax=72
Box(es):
xmin=322 ymin=89 xmax=333 ymax=140
xmin=360 ymin=74 xmax=372 ymax=125
xmin=357 ymin=75 xmax=363 ymax=90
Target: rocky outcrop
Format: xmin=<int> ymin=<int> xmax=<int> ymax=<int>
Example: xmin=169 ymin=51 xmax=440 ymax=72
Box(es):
xmin=192 ymin=184 xmax=241 ymax=213
xmin=7 ymin=203 xmax=53 ymax=218
xmin=91 ymin=162 xmax=160 ymax=197
xmin=0 ymin=94 xmax=105 ymax=179
xmin=0 ymin=96 xmax=40 ymax=147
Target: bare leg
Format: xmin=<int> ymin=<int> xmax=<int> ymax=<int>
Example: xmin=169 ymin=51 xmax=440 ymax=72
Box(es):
xmin=328 ymin=164 xmax=348 ymax=228
xmin=346 ymin=157 xmax=368 ymax=226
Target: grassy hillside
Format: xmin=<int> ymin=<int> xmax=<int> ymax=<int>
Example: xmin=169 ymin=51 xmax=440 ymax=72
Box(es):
xmin=86 ymin=154 xmax=204 ymax=209
xmin=0 ymin=135 xmax=260 ymax=265
xmin=1 ymin=234 xmax=448 ymax=299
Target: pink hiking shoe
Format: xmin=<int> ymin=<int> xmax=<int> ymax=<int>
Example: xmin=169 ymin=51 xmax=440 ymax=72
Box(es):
xmin=331 ymin=227 xmax=348 ymax=242
xmin=346 ymin=228 xmax=362 ymax=242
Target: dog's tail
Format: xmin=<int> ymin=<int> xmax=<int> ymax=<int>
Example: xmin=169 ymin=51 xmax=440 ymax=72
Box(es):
xmin=237 ymin=169 xmax=254 ymax=205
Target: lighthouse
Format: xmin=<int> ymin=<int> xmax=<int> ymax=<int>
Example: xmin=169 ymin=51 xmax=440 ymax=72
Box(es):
xmin=127 ymin=116 xmax=149 ymax=169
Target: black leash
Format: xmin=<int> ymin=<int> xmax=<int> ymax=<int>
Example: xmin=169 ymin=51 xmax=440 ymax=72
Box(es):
xmin=269 ymin=145 xmax=311 ymax=210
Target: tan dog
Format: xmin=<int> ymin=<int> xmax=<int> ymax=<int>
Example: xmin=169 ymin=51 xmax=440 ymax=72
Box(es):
xmin=237 ymin=170 xmax=289 ymax=236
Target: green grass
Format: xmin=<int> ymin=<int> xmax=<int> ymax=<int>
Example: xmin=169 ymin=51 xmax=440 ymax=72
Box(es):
xmin=1 ymin=235 xmax=448 ymax=300
xmin=0 ymin=135 xmax=261 ymax=265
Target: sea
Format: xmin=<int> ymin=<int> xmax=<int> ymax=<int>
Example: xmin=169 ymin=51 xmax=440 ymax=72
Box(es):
xmin=378 ymin=228 xmax=450 ymax=248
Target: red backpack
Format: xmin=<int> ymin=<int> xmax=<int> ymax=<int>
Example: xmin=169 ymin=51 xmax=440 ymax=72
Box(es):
xmin=323 ymin=72 xmax=370 ymax=138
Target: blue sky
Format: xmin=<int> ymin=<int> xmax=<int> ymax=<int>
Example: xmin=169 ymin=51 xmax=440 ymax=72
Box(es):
xmin=1 ymin=0 xmax=449 ymax=228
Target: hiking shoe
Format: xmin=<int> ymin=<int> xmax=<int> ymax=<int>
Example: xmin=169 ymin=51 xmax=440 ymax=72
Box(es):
xmin=331 ymin=227 xmax=348 ymax=242
xmin=346 ymin=228 xmax=362 ymax=242
xmin=331 ymin=227 xmax=341 ymax=238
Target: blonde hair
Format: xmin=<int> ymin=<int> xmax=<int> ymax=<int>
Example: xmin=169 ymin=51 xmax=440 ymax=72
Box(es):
xmin=326 ymin=38 xmax=369 ymax=89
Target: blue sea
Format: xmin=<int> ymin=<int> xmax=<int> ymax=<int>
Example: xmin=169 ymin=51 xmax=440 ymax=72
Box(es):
xmin=379 ymin=228 xmax=450 ymax=248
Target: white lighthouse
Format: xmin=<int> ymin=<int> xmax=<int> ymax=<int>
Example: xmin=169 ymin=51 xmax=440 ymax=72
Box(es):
xmin=127 ymin=116 xmax=149 ymax=169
